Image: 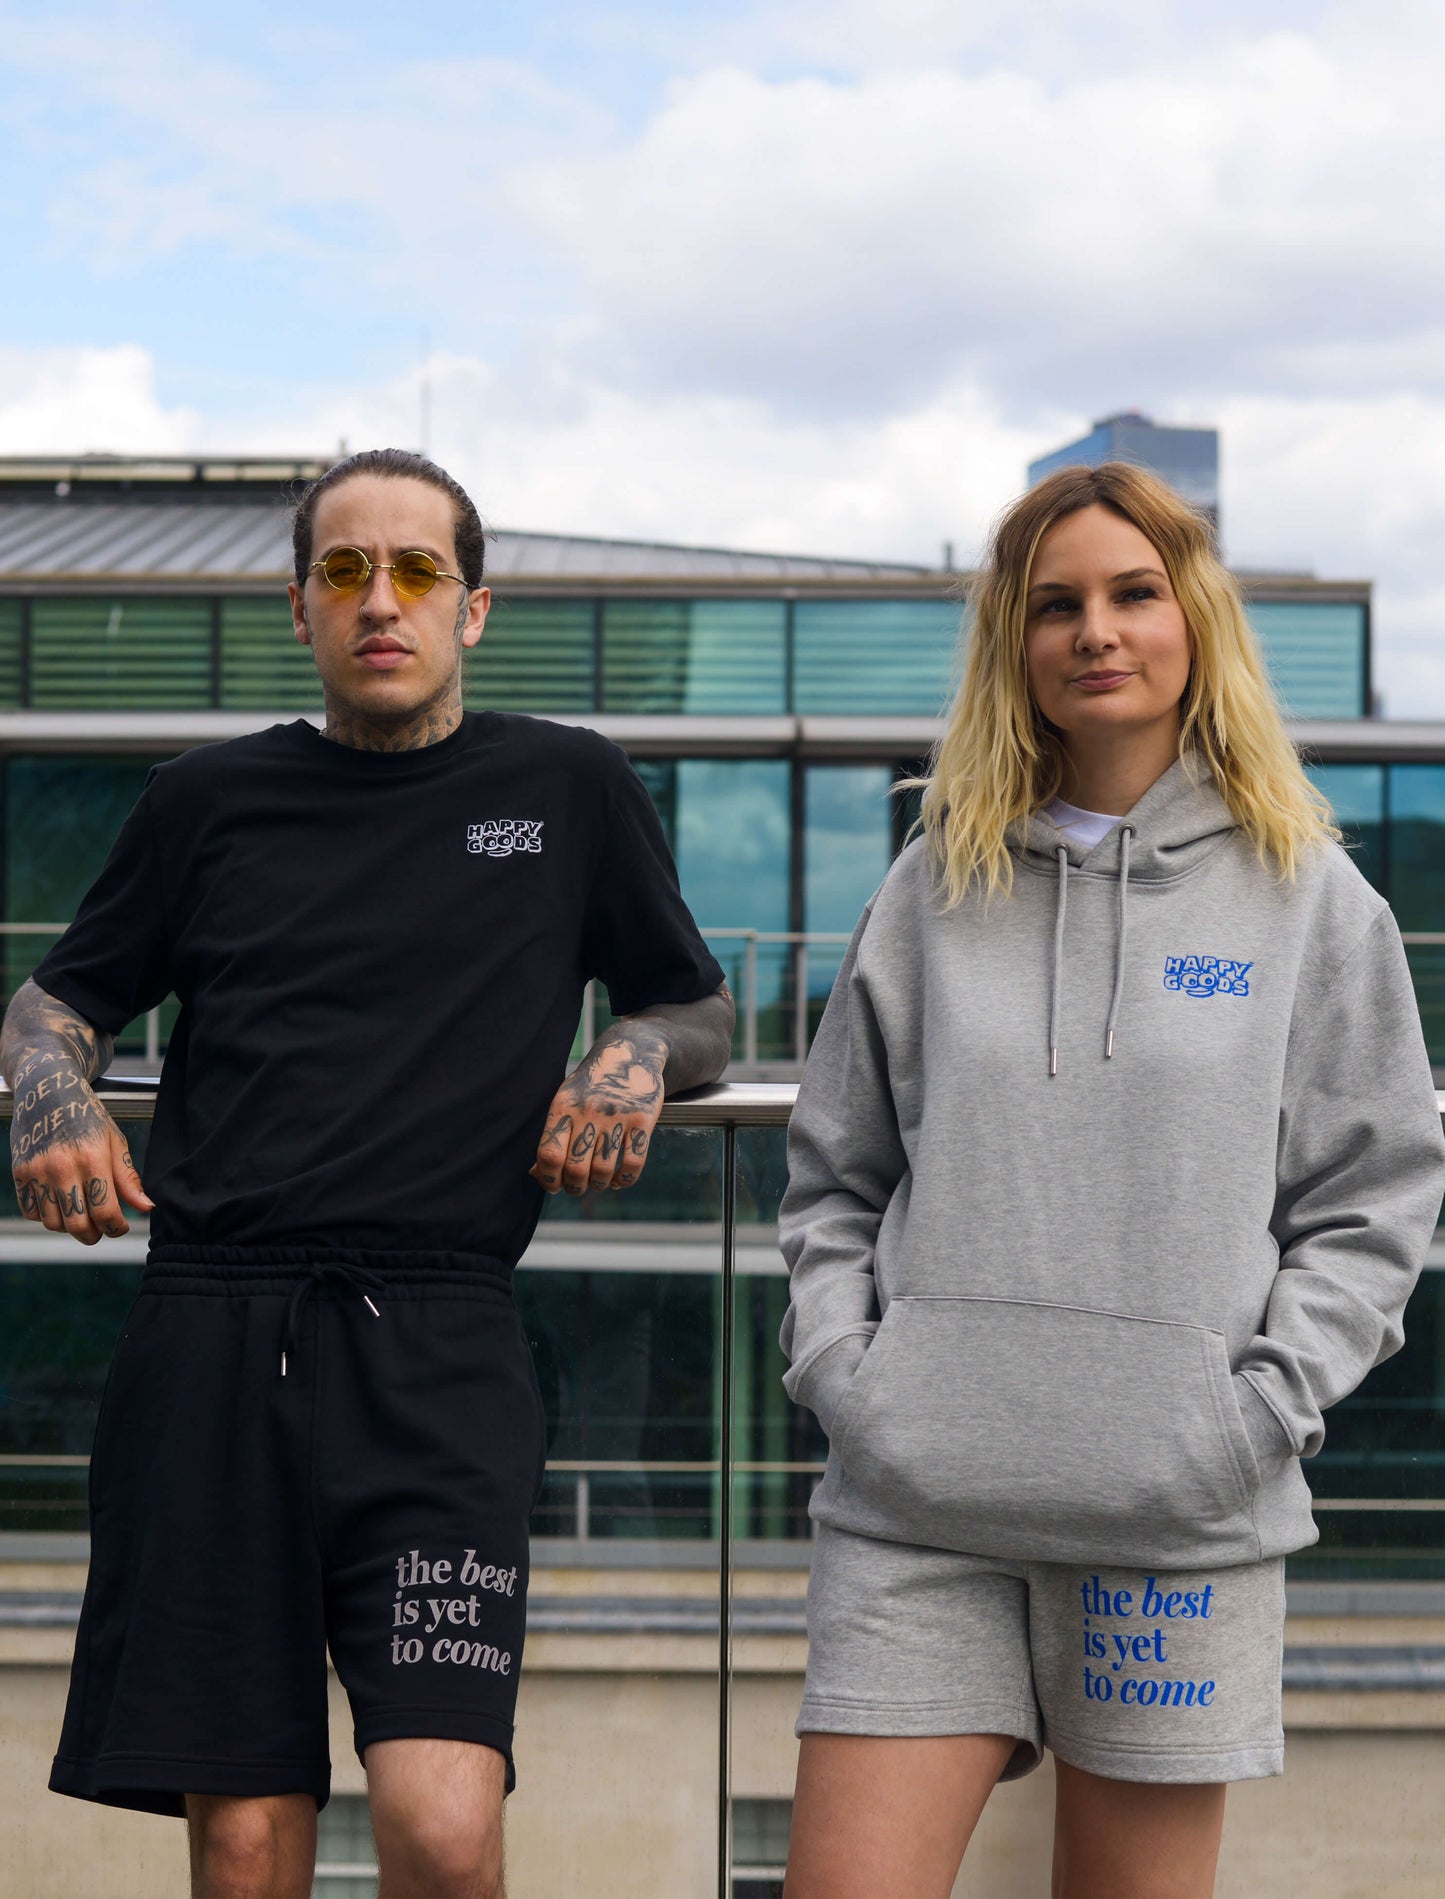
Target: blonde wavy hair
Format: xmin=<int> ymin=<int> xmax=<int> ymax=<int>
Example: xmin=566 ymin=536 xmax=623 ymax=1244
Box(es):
xmin=918 ymin=461 xmax=1337 ymax=903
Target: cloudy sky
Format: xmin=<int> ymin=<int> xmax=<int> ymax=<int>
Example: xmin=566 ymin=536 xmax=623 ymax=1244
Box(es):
xmin=1 ymin=0 xmax=1442 ymax=708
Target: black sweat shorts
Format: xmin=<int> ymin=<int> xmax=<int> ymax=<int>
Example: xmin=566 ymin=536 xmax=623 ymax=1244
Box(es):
xmin=50 ymin=1255 xmax=547 ymax=1816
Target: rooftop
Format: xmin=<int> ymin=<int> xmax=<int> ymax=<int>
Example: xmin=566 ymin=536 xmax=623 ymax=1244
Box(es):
xmin=0 ymin=456 xmax=1362 ymax=595
xmin=0 ymin=457 xmax=936 ymax=588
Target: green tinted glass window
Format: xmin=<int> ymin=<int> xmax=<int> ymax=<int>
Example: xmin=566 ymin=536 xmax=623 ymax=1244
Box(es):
xmin=30 ymin=597 xmax=213 ymax=709
xmin=3 ymin=755 xmax=162 ymax=1016
xmin=1388 ymin=765 xmax=1445 ymax=1067
xmin=0 ymin=600 xmax=23 ymax=708
xmin=220 ymin=598 xmax=323 ymax=710
xmin=602 ymin=599 xmax=786 ymax=714
xmin=1305 ymin=764 xmax=1385 ymax=893
xmin=793 ymin=598 xmax=960 ymax=714
xmin=466 ymin=598 xmax=594 ymax=711
xmin=1387 ymin=766 xmax=1445 ymax=931
xmin=1247 ymin=601 xmax=1367 ymax=719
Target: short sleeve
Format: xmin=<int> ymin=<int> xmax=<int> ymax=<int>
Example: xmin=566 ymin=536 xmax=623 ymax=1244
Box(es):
xmin=31 ymin=776 xmax=174 ymax=1034
xmin=582 ymin=754 xmax=726 ymax=1016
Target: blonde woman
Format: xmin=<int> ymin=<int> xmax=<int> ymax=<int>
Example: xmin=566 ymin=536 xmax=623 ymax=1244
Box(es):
xmin=778 ymin=464 xmax=1445 ymax=1899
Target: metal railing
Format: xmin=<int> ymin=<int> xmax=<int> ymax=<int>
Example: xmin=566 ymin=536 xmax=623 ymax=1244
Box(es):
xmin=699 ymin=930 xmax=852 ymax=1066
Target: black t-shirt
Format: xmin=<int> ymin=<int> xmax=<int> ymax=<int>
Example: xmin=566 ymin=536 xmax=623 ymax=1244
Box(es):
xmin=34 ymin=715 xmax=725 ymax=1272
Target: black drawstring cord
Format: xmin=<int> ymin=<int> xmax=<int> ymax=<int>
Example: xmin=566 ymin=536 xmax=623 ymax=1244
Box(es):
xmin=280 ymin=1262 xmax=384 ymax=1377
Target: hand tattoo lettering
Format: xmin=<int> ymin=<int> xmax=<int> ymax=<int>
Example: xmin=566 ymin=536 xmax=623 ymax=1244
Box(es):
xmin=628 ymin=1129 xmax=648 ymax=1158
xmin=4 ymin=980 xmax=128 ymax=1230
xmin=600 ymin=1124 xmax=625 ymax=1161
xmin=538 ymin=1114 xmax=572 ymax=1154
xmin=570 ymin=1123 xmax=597 ymax=1160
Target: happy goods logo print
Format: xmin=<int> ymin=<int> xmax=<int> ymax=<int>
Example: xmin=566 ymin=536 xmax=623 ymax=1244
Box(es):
xmin=1163 ymin=954 xmax=1252 ymax=998
xmin=467 ymin=820 xmax=544 ymax=858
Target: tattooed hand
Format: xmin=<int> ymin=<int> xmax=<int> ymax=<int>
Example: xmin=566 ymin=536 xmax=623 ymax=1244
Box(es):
xmin=530 ymin=1018 xmax=670 ymax=1196
xmin=2 ymin=979 xmax=154 ymax=1245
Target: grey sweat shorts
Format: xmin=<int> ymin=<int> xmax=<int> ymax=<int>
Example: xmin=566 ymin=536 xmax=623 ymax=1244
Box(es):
xmin=798 ymin=1525 xmax=1285 ymax=1784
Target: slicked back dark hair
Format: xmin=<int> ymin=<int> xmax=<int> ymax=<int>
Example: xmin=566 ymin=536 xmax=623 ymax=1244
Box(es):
xmin=291 ymin=449 xmax=486 ymax=590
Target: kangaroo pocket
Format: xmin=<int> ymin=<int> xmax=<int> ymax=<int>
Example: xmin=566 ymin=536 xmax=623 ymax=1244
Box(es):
xmin=827 ymin=1296 xmax=1262 ymax=1566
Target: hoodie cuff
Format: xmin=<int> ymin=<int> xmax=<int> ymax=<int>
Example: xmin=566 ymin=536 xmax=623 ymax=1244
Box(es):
xmin=1234 ymin=1374 xmax=1294 ymax=1479
xmin=795 ymin=1330 xmax=874 ymax=1440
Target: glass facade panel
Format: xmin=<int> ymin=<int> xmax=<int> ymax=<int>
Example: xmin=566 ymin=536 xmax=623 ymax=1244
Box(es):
xmin=792 ymin=598 xmax=960 ymax=715
xmin=219 ymin=597 xmax=323 ymax=710
xmin=0 ymin=599 xmax=23 ymax=707
xmin=1306 ymin=763 xmax=1385 ymax=893
xmin=1387 ymin=764 xmax=1445 ymax=1067
xmin=2 ymin=756 xmax=159 ymax=1015
xmin=803 ymin=765 xmax=892 ymax=1032
xmin=466 ymin=597 xmax=595 ymax=712
xmin=30 ymin=597 xmax=214 ymax=709
xmin=676 ymin=759 xmax=791 ymax=1059
xmin=1248 ymin=601 xmax=1367 ymax=719
xmin=1386 ymin=765 xmax=1445 ymax=931
xmin=803 ymin=767 xmax=893 ymax=938
xmin=602 ymin=599 xmax=786 ymax=715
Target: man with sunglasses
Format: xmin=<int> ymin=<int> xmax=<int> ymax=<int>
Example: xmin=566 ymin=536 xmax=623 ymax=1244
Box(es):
xmin=3 ymin=449 xmax=733 ymax=1899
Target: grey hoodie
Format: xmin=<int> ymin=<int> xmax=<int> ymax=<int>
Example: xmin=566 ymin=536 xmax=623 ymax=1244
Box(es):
xmin=780 ymin=758 xmax=1445 ymax=1568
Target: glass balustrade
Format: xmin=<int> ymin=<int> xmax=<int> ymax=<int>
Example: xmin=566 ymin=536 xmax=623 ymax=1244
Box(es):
xmin=0 ymin=1080 xmax=1441 ymax=1898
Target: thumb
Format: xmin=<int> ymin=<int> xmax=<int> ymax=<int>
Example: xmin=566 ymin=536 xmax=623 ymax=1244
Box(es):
xmin=109 ymin=1124 xmax=155 ymax=1211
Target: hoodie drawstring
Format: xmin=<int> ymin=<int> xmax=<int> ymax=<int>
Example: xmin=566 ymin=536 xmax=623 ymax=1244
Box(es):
xmin=1047 ymin=825 xmax=1136 ymax=1075
xmin=281 ymin=1262 xmax=384 ymax=1377
xmin=1049 ymin=846 xmax=1068 ymax=1077
xmin=1104 ymin=825 xmax=1135 ymax=1060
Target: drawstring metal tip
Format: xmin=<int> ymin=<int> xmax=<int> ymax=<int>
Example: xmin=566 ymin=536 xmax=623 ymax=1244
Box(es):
xmin=363 ymin=1296 xmax=380 ymax=1318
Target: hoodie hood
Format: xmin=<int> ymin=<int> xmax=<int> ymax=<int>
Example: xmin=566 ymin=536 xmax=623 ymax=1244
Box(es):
xmin=1014 ymin=754 xmax=1239 ymax=883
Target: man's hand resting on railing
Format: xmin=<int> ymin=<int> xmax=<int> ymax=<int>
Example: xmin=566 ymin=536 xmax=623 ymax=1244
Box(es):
xmin=2 ymin=978 xmax=154 ymax=1245
xmin=530 ymin=983 xmax=734 ymax=1196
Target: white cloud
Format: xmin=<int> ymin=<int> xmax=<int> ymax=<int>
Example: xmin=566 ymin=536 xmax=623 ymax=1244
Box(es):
xmin=0 ymin=345 xmax=198 ymax=454
xmin=1220 ymin=390 xmax=1445 ymax=716
xmin=518 ymin=29 xmax=1445 ymax=415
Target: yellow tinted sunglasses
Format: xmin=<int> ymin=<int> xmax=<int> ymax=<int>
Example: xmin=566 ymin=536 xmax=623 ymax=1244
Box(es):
xmin=309 ymin=546 xmax=467 ymax=600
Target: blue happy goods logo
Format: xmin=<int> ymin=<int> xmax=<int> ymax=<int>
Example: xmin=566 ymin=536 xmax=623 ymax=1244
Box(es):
xmin=1163 ymin=954 xmax=1252 ymax=999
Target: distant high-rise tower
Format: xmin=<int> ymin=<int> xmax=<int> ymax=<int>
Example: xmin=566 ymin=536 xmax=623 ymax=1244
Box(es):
xmin=1027 ymin=412 xmax=1219 ymax=526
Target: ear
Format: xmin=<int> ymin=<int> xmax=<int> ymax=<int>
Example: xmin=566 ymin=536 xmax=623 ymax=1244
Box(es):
xmin=287 ymin=581 xmax=311 ymax=646
xmin=460 ymin=585 xmax=491 ymax=651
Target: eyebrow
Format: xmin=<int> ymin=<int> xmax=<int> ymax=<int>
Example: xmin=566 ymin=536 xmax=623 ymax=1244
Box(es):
xmin=1027 ymin=566 xmax=1168 ymax=599
xmin=318 ymin=541 xmax=452 ymax=563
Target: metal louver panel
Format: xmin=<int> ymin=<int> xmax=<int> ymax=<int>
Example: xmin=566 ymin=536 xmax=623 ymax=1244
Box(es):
xmin=793 ymin=598 xmax=961 ymax=715
xmin=1248 ymin=602 xmax=1366 ymax=719
xmin=602 ymin=599 xmax=786 ymax=713
xmin=221 ymin=598 xmax=324 ymax=709
xmin=465 ymin=598 xmax=594 ymax=711
xmin=0 ymin=601 xmax=22 ymax=708
xmin=30 ymin=597 xmax=213 ymax=709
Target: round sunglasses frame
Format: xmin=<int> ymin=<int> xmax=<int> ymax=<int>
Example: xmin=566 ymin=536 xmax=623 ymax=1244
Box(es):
xmin=308 ymin=546 xmax=469 ymax=600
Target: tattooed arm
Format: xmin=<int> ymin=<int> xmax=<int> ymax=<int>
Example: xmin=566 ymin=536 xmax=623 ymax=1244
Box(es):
xmin=531 ymin=981 xmax=734 ymax=1195
xmin=1 ymin=979 xmax=154 ymax=1244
